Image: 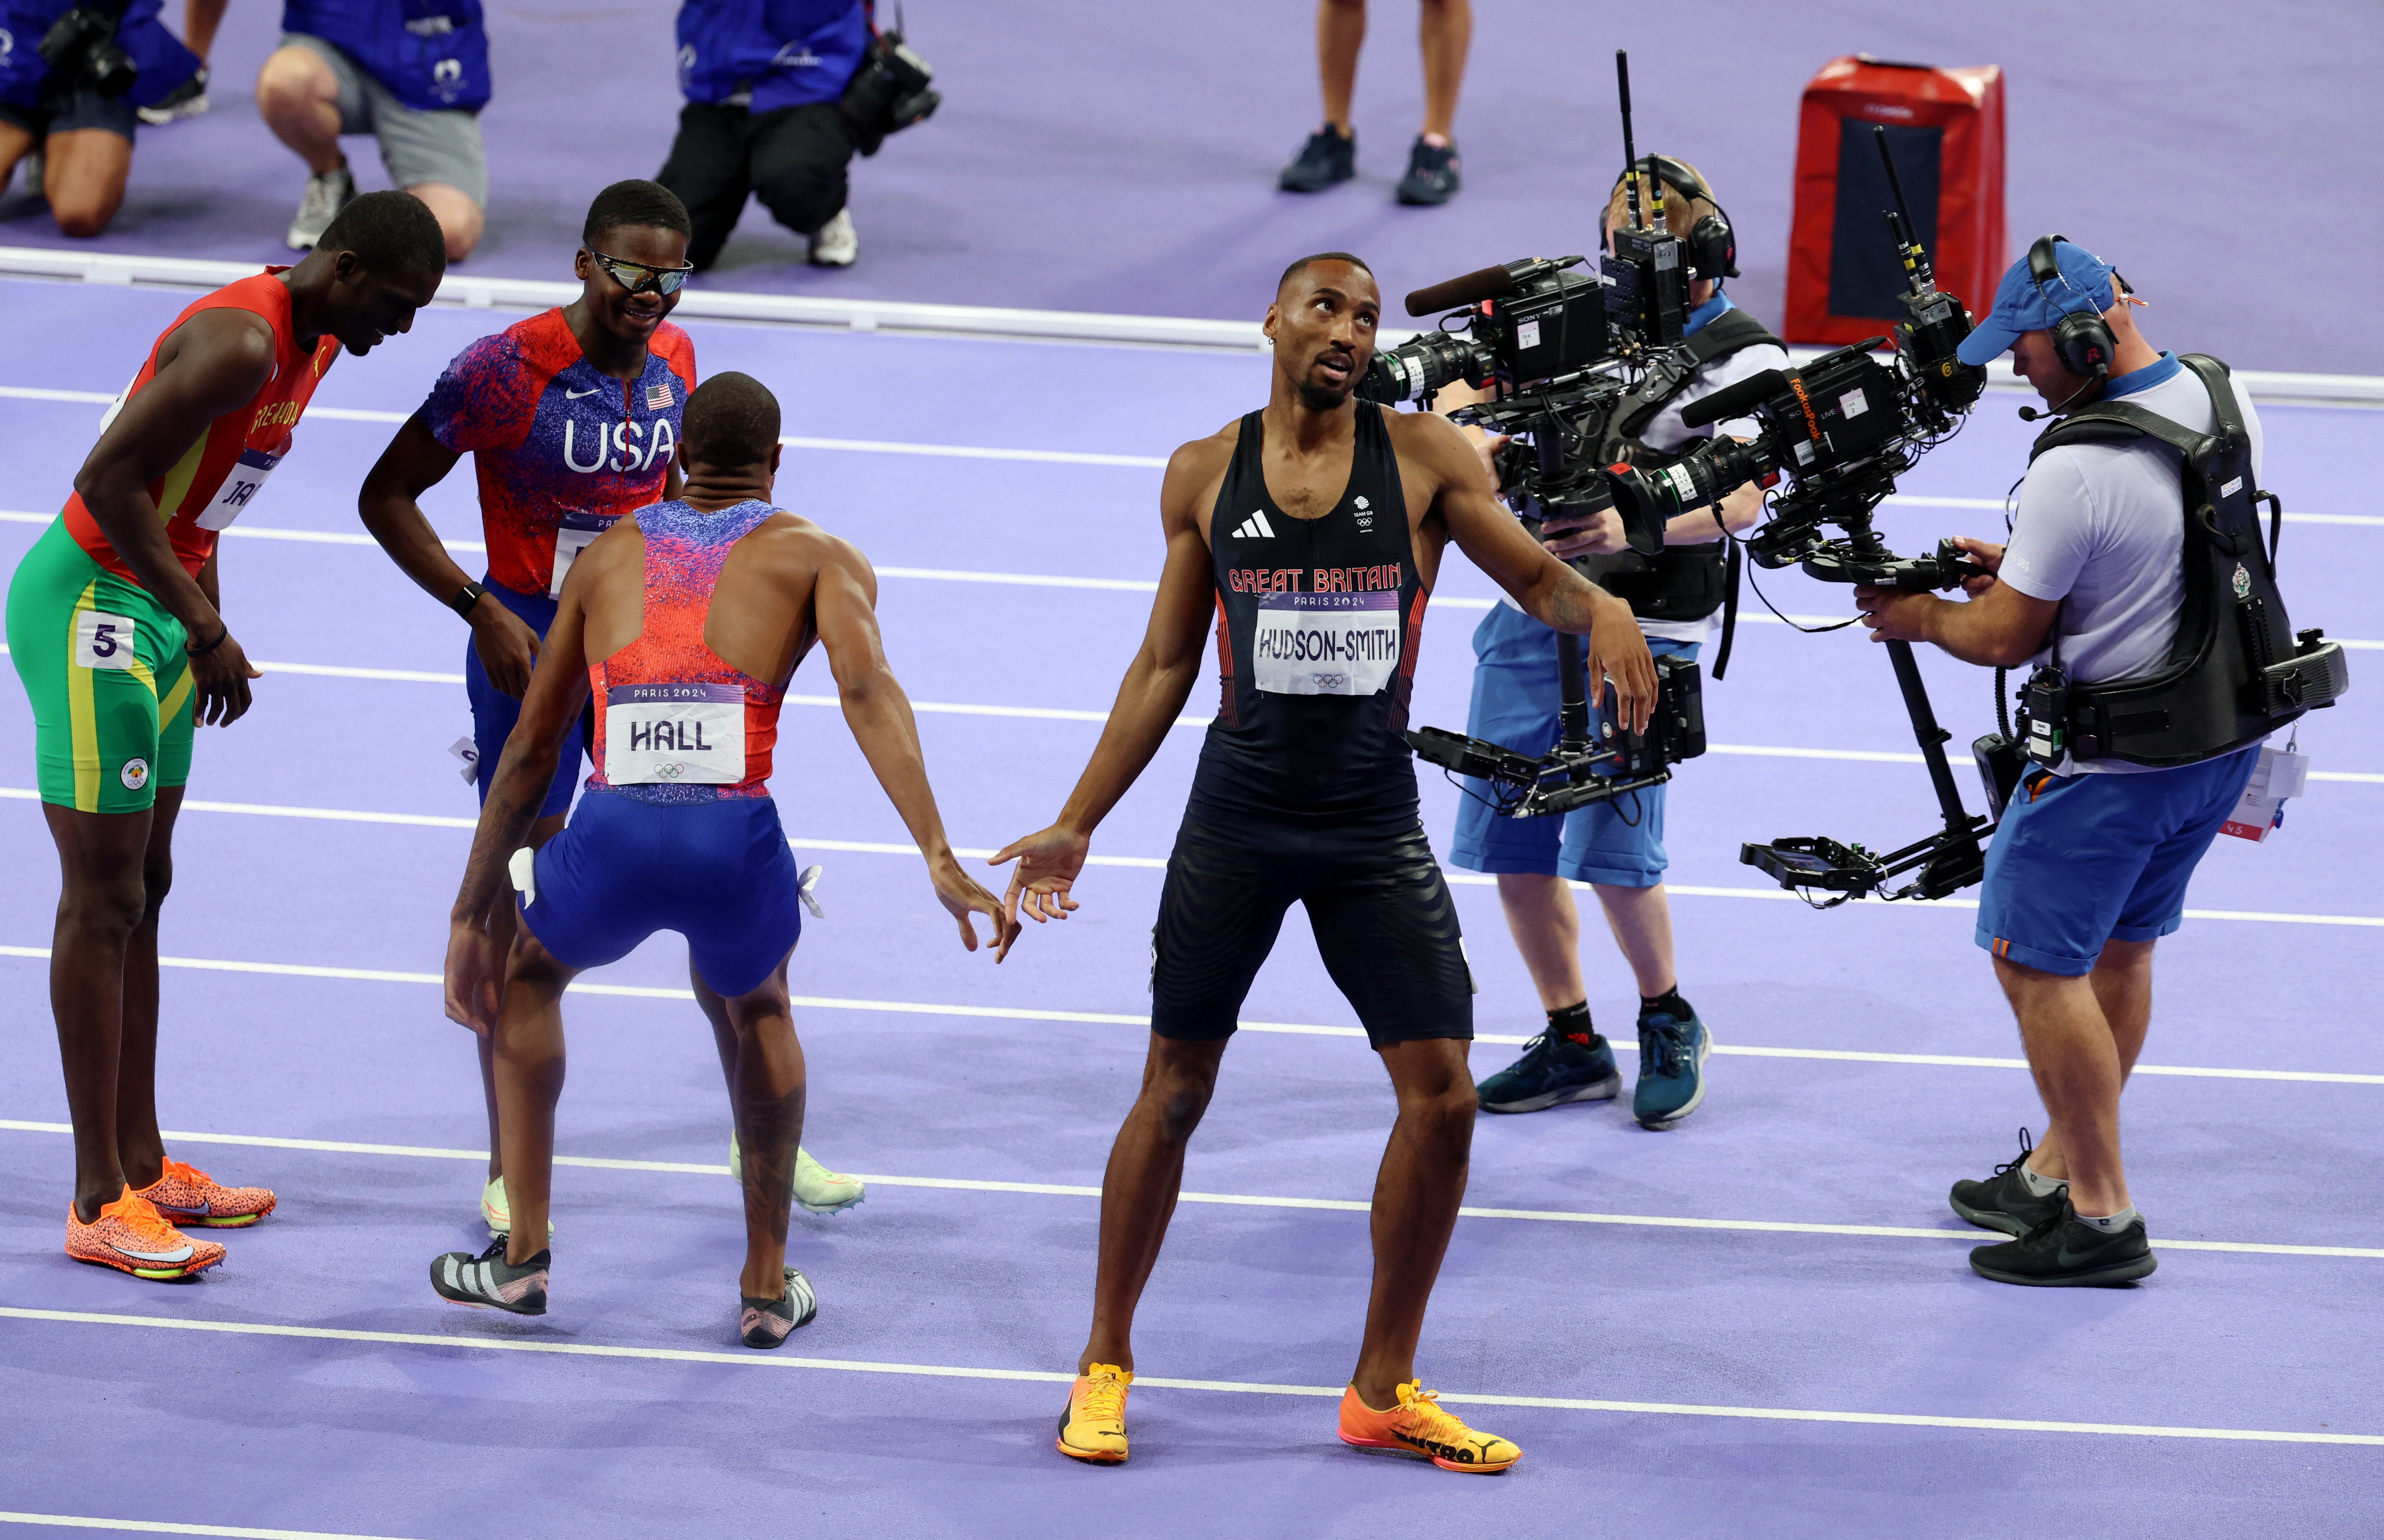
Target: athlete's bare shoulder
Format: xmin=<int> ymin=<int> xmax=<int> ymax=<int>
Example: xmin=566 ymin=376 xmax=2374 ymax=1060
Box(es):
xmin=1380 ymin=404 xmax=1473 ymax=490
xmin=153 ymin=307 xmax=279 ymax=398
xmin=1161 ymin=419 xmax=1241 ymax=539
xmin=739 ymin=510 xmax=871 ymax=594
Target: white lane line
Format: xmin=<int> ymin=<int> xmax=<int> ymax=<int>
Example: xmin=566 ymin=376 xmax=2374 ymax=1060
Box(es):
xmin=3 ymin=1308 xmax=2377 ymax=1446
xmin=0 ymin=1512 xmax=417 ymax=1540
xmin=7 ymin=790 xmax=2381 ymax=927
xmin=0 ymin=1117 xmax=2372 ymax=1256
xmin=2 ymin=946 xmax=2377 ymax=1086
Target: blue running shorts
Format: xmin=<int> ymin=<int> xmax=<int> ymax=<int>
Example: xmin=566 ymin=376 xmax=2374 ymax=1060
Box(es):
xmin=520 ymin=789 xmax=804 ymax=997
xmin=466 ymin=578 xmax=588 ymax=820
xmin=1447 ymin=603 xmax=1698 ymax=889
xmin=1976 ymin=747 xmax=2258 ymax=977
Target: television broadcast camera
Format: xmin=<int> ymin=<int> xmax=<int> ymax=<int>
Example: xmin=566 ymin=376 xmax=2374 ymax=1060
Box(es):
xmin=1388 ymin=52 xmax=1716 ymax=818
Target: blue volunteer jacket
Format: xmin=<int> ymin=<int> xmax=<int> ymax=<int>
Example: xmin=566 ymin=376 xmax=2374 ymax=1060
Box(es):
xmin=0 ymin=0 xmax=201 ymax=109
xmin=675 ymin=0 xmax=868 ymax=113
xmin=281 ymin=0 xmax=490 ymax=112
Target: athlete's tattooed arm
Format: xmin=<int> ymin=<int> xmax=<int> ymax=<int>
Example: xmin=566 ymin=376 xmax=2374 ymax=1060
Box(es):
xmin=1402 ymin=411 xmax=1659 ymax=735
xmin=993 ymin=433 xmax=1229 ymax=925
xmin=359 ymin=413 xmax=544 ymax=698
xmin=443 ymin=561 xmax=594 ymax=1032
xmin=74 ymin=307 xmax=276 ymax=726
xmin=811 ymin=537 xmax=1019 ymax=961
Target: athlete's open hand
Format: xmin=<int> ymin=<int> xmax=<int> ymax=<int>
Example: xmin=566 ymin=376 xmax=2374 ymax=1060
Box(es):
xmin=469 ymin=600 xmax=542 ymax=699
xmin=1586 ymin=596 xmax=1658 ymax=735
xmin=443 ymin=919 xmax=504 ymax=1036
xmin=990 ymin=823 xmax=1088 ymax=927
xmin=931 ymin=851 xmax=1021 ymax=961
xmin=189 ymin=630 xmax=262 ymax=726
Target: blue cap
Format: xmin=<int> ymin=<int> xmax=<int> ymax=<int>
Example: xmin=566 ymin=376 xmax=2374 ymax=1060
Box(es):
xmin=1954 ymin=239 xmax=2119 ymax=366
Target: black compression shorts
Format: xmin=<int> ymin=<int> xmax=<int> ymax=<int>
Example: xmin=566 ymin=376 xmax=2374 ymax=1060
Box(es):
xmin=1149 ymin=814 xmax=1474 ymax=1049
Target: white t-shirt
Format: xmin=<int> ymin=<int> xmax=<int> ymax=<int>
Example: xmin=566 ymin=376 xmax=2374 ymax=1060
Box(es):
xmin=2000 ymin=356 xmax=2265 ymax=773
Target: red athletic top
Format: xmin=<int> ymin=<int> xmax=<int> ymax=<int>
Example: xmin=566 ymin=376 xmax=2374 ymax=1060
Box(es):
xmin=64 ymin=270 xmax=340 ymax=585
xmin=588 ymin=499 xmax=789 ymax=805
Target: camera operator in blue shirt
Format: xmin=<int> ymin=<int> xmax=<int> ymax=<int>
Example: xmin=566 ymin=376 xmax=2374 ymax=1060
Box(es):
xmin=657 ymin=0 xmax=871 ymax=271
xmin=1450 ymin=158 xmax=1785 ymax=1132
xmin=257 ymin=0 xmax=491 ymax=259
xmin=0 ymin=0 xmax=200 ymax=236
xmin=1856 ymin=238 xmax=2265 ymax=1288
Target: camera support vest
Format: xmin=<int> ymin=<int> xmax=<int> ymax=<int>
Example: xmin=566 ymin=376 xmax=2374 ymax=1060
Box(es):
xmin=2024 ymin=354 xmax=2349 ymax=767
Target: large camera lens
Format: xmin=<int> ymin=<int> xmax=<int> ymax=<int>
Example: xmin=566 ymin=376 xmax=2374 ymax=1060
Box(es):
xmin=1364 ymin=328 xmax=1491 ymax=403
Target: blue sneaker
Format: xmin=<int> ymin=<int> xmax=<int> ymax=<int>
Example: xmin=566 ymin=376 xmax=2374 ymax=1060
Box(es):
xmin=1477 ymin=1032 xmax=1621 ymax=1113
xmin=1633 ymin=1007 xmax=1711 ymax=1130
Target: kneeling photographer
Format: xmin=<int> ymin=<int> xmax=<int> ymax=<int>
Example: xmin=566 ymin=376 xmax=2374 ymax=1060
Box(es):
xmin=1448 ymin=157 xmax=1785 ymax=1132
xmin=1856 ymin=236 xmax=2344 ymax=1287
xmin=0 ymin=0 xmax=200 ymax=237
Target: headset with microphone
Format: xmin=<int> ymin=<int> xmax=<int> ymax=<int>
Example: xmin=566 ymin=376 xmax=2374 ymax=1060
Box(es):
xmin=2015 ymin=233 xmax=2117 ymax=421
xmin=1611 ymin=155 xmax=1738 ymax=285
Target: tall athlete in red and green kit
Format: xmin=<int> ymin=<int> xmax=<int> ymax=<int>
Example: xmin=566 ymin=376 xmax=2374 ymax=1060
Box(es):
xmin=5 ymin=192 xmax=444 ymax=1280
xmin=360 ymin=181 xmax=860 ymax=1237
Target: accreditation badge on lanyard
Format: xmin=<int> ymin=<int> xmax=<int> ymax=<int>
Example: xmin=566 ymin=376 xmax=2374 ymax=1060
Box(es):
xmin=604 ymin=683 xmax=747 ymax=784
xmin=550 ymin=510 xmax=614 ymax=597
xmin=194 ymin=448 xmax=281 ymax=531
xmin=1252 ymin=592 xmax=1402 ymax=697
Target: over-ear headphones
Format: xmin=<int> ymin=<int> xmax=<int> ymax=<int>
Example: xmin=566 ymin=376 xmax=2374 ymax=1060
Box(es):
xmin=1614 ymin=155 xmax=1738 ymax=283
xmin=2028 ymin=233 xmax=2114 ymax=381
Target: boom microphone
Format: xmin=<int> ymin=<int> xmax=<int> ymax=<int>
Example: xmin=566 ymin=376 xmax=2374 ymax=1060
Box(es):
xmin=1677 ymin=368 xmax=1788 ymax=430
xmin=1406 ymin=264 xmax=1518 ymax=317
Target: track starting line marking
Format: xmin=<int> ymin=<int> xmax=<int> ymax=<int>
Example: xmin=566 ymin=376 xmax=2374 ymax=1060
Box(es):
xmin=2 ymin=942 xmax=2381 ymax=1084
xmin=0 ymin=1118 xmax=2372 ymax=1258
xmin=2 ymin=1307 xmax=2377 ymax=1447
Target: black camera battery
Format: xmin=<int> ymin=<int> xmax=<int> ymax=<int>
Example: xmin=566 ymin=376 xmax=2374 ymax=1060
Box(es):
xmin=1602 ymin=228 xmax=1687 ymax=349
xmin=2021 ymin=663 xmax=2071 ymax=770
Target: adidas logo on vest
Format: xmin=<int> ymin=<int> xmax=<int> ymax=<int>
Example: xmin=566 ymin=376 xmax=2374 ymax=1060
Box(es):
xmin=1234 ymin=509 xmax=1275 ymax=539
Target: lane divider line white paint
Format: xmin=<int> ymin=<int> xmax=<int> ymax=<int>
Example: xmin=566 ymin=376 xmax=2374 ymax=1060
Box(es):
xmin=0 ymin=1118 xmax=2373 ymax=1256
xmin=0 ymin=1512 xmax=420 ymax=1540
xmin=0 ymin=948 xmax=2376 ymax=1084
xmin=2 ymin=1307 xmax=2376 ymax=1445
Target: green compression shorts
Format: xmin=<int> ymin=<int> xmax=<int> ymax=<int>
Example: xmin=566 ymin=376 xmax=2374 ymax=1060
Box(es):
xmin=5 ymin=517 xmax=194 ymax=814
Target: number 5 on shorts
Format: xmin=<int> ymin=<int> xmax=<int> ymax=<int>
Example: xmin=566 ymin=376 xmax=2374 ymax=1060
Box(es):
xmin=74 ymin=610 xmax=140 ymax=671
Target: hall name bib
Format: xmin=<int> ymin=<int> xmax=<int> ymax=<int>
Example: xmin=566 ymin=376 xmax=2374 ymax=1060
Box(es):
xmin=550 ymin=510 xmax=615 ymax=597
xmin=194 ymin=448 xmax=280 ymax=531
xmin=1253 ymin=592 xmax=1401 ymax=697
xmin=604 ymin=683 xmax=745 ymax=784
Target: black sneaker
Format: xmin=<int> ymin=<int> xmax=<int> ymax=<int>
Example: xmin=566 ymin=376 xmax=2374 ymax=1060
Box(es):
xmin=1279 ymin=127 xmax=1356 ymax=192
xmin=430 ymin=1239 xmax=549 ymax=1314
xmin=1476 ymin=1032 xmax=1622 ymax=1113
xmin=1395 ymin=137 xmax=1461 ymax=205
xmin=1969 ymin=1199 xmax=2156 ymax=1287
xmin=1949 ymin=1128 xmax=2067 ymax=1237
xmin=740 ymin=1265 xmax=819 ymax=1348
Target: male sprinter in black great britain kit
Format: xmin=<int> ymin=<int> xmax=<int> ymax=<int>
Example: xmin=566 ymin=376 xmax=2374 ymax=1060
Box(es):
xmin=995 ymin=254 xmax=1657 ymax=1473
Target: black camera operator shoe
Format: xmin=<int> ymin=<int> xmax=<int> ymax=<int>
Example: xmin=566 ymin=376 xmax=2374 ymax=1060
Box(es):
xmin=1395 ymin=137 xmax=1461 ymax=206
xmin=1969 ymin=1199 xmax=2156 ymax=1287
xmin=1949 ymin=1128 xmax=2067 ymax=1237
xmin=1279 ymin=127 xmax=1356 ymax=192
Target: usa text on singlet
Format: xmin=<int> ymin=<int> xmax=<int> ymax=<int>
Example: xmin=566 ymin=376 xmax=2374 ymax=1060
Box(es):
xmin=1189 ymin=403 xmax=1430 ymax=836
xmin=586 ymin=499 xmax=788 ymax=805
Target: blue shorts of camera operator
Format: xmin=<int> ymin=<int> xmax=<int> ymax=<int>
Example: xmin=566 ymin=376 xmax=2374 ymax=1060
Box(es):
xmin=1447 ymin=603 xmax=1697 ymax=887
xmin=1975 ymin=747 xmax=2257 ymax=977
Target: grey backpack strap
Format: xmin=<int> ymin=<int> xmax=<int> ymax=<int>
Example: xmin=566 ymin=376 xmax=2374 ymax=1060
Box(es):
xmin=1612 ymin=310 xmax=1785 ymax=445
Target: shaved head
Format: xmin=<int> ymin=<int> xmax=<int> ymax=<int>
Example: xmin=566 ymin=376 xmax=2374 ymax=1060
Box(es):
xmin=682 ymin=372 xmax=781 ymax=469
xmin=1277 ymin=250 xmax=1375 ymax=298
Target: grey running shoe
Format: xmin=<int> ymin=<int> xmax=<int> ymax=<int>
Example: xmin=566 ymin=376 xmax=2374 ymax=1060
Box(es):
xmin=1969 ymin=1200 xmax=2156 ymax=1287
xmin=808 ymin=207 xmax=858 ymax=267
xmin=740 ymin=1265 xmax=819 ymax=1348
xmin=286 ymin=165 xmax=356 ymax=251
xmin=1633 ymin=1005 xmax=1710 ymax=1130
xmin=1395 ymin=137 xmax=1461 ymax=205
xmin=430 ymin=1239 xmax=549 ymax=1315
xmin=1279 ymin=127 xmax=1356 ymax=192
xmin=1949 ymin=1128 xmax=2067 ymax=1237
xmin=137 ymin=68 xmax=210 ymax=125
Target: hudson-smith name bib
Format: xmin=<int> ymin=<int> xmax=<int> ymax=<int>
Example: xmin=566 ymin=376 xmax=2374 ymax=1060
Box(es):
xmin=1252 ymin=591 xmax=1402 ymax=697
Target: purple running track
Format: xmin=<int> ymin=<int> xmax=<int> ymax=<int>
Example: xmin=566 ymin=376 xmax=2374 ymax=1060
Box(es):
xmin=0 ymin=284 xmax=2378 ymax=1537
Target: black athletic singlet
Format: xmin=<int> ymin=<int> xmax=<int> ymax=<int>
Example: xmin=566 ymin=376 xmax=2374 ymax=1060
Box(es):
xmin=1186 ymin=403 xmax=1428 ymax=838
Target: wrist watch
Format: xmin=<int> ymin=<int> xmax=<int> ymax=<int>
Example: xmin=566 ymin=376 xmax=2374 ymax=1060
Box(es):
xmin=450 ymin=581 xmax=486 ymax=619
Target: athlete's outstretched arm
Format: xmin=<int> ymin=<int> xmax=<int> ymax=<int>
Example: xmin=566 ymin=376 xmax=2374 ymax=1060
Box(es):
xmin=991 ymin=440 xmax=1221 ymax=923
xmin=812 ymin=540 xmax=1019 ymax=961
xmin=444 ymin=572 xmax=593 ymax=1032
xmin=358 ymin=413 xmax=543 ymax=697
xmin=73 ymin=307 xmax=275 ymax=725
xmin=1407 ymin=412 xmax=1658 ymax=734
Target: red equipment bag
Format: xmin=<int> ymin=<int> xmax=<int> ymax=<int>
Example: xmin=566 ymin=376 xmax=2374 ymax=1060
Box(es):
xmin=1783 ymin=55 xmax=2006 ymax=347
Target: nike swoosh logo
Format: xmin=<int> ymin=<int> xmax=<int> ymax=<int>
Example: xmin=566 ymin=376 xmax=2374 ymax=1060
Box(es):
xmin=565 ymin=387 xmax=602 ymax=399
xmin=148 ymin=1198 xmax=207 ymax=1217
xmin=109 ymin=1239 xmax=194 ymax=1263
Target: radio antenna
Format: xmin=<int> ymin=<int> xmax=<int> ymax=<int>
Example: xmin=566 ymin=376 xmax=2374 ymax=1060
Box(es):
xmin=1616 ymin=50 xmax=1655 ymax=232
xmin=1872 ymin=124 xmax=1932 ymax=294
